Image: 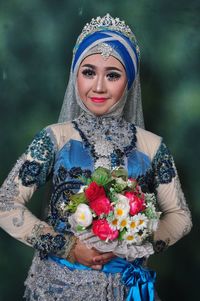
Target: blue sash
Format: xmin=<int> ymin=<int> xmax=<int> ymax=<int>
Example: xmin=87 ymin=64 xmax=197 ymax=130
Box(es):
xmin=49 ymin=256 xmax=156 ymax=301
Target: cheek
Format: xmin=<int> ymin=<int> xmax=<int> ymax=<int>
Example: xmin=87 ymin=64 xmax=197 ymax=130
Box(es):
xmin=77 ymin=76 xmax=87 ymax=99
xmin=113 ymin=80 xmax=127 ymax=101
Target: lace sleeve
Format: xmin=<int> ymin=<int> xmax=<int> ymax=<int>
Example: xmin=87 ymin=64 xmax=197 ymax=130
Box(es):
xmin=0 ymin=127 xmax=74 ymax=259
xmin=151 ymin=142 xmax=192 ymax=252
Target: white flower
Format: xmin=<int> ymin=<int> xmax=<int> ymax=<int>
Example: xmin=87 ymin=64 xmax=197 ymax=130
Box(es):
xmin=117 ymin=217 xmax=129 ymax=230
xmin=115 ymin=177 xmax=127 ymax=186
xmin=74 ymin=204 xmax=93 ymax=227
xmin=123 ymin=231 xmax=138 ymax=245
xmin=109 ymin=218 xmax=119 ymax=230
xmin=137 ymin=228 xmax=149 ymax=243
xmin=135 ymin=213 xmax=148 ymax=230
xmin=127 ymin=215 xmax=139 ymax=233
xmin=114 ymin=194 xmax=130 ymax=219
xmin=77 ymin=185 xmax=88 ymax=194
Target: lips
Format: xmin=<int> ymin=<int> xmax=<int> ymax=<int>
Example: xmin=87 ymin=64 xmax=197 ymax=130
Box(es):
xmin=90 ymin=97 xmax=108 ymax=103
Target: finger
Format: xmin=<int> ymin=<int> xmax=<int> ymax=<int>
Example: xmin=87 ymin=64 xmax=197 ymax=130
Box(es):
xmin=94 ymin=253 xmax=114 ymax=262
xmin=92 ymin=256 xmax=102 ymax=264
xmin=91 ymin=264 xmax=102 ymax=270
xmin=102 ymin=252 xmax=116 ymax=260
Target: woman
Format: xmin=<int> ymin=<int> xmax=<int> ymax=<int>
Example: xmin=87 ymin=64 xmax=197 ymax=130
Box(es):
xmin=0 ymin=14 xmax=192 ymax=300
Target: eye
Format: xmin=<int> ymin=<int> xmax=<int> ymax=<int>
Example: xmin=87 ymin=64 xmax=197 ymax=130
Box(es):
xmin=107 ymin=72 xmax=121 ymax=81
xmin=81 ymin=68 xmax=96 ymax=78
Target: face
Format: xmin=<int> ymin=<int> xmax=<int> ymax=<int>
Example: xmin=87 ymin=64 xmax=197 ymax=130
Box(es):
xmin=77 ymin=53 xmax=127 ymax=116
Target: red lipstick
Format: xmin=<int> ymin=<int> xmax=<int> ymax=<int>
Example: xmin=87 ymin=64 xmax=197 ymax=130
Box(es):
xmin=90 ymin=97 xmax=107 ymax=103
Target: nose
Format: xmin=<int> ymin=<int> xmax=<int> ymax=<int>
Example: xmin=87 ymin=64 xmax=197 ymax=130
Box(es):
xmin=93 ymin=75 xmax=106 ymax=93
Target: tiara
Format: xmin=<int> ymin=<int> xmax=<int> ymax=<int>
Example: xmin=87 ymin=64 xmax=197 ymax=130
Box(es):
xmin=76 ymin=14 xmax=140 ymax=55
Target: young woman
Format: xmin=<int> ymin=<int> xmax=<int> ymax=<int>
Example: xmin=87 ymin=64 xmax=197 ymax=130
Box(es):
xmin=0 ymin=14 xmax=192 ymax=300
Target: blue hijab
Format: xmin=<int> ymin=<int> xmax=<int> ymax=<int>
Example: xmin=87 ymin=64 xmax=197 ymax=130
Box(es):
xmin=72 ymin=30 xmax=140 ymax=90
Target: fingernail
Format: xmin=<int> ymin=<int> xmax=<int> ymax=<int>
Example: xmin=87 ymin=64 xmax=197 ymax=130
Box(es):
xmin=95 ymin=265 xmax=102 ymax=270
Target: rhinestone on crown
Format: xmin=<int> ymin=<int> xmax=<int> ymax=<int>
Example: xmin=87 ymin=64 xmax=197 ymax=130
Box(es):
xmin=96 ymin=43 xmax=114 ymax=60
xmin=74 ymin=14 xmax=140 ymax=56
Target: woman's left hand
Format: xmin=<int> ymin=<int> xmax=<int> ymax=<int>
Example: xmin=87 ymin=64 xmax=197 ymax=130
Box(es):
xmin=92 ymin=251 xmax=116 ymax=266
xmin=72 ymin=239 xmax=116 ymax=269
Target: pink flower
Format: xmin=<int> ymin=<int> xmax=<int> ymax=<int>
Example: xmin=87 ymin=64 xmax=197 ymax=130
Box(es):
xmin=124 ymin=191 xmax=146 ymax=215
xmin=92 ymin=219 xmax=119 ymax=241
xmin=85 ymin=182 xmax=106 ymax=202
xmin=89 ymin=196 xmax=113 ymax=216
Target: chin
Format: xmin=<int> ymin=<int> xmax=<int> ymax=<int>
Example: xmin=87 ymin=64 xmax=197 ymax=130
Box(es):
xmin=91 ymin=109 xmax=108 ymax=116
xmin=87 ymin=105 xmax=108 ymax=116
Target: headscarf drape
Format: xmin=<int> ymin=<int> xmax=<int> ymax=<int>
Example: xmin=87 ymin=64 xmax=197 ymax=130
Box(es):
xmin=58 ymin=15 xmax=144 ymax=128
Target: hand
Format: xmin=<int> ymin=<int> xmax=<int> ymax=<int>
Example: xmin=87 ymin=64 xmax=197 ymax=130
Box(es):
xmin=72 ymin=239 xmax=116 ymax=270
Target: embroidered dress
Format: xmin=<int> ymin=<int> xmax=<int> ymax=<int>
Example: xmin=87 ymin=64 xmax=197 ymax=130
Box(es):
xmin=0 ymin=114 xmax=192 ymax=300
xmin=0 ymin=14 xmax=192 ymax=301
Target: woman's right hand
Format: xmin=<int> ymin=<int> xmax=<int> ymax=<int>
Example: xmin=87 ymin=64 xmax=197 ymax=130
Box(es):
xmin=72 ymin=239 xmax=115 ymax=270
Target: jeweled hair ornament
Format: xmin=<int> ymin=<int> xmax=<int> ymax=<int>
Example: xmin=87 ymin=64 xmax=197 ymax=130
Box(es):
xmin=58 ymin=14 xmax=144 ymax=128
xmin=74 ymin=13 xmax=140 ymax=56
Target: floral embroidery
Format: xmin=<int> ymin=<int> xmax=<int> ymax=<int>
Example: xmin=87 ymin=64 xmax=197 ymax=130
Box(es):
xmin=18 ymin=129 xmax=55 ymax=187
xmin=152 ymin=142 xmax=176 ymax=186
xmin=19 ymin=160 xmax=43 ymax=186
xmin=26 ymin=224 xmax=67 ymax=259
xmin=26 ymin=128 xmax=54 ymax=162
xmin=69 ymin=167 xmax=85 ymax=178
xmin=137 ymin=169 xmax=156 ymax=194
xmin=48 ymin=165 xmax=91 ymax=233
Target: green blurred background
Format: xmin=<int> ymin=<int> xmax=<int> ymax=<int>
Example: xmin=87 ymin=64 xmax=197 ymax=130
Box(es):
xmin=0 ymin=1 xmax=199 ymax=300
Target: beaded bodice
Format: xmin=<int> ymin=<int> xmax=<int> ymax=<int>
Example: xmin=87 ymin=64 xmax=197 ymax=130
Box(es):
xmin=72 ymin=112 xmax=136 ymax=169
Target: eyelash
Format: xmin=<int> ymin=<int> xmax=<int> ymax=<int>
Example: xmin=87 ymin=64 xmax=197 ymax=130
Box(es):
xmin=82 ymin=69 xmax=95 ymax=78
xmin=81 ymin=69 xmax=121 ymax=81
xmin=107 ymin=72 xmax=121 ymax=81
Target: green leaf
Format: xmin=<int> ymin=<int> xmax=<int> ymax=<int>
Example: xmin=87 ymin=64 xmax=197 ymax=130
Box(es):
xmin=111 ymin=167 xmax=128 ymax=180
xmin=66 ymin=193 xmax=87 ymax=213
xmin=118 ymin=228 xmax=127 ymax=240
xmin=76 ymin=225 xmax=86 ymax=231
xmin=144 ymin=207 xmax=157 ymax=219
xmin=91 ymin=167 xmax=112 ymax=185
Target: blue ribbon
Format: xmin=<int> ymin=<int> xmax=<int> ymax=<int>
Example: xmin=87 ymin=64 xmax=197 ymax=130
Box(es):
xmin=49 ymin=256 xmax=156 ymax=301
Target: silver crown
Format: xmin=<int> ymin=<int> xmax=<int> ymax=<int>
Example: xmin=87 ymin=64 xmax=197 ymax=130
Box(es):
xmin=75 ymin=14 xmax=140 ymax=56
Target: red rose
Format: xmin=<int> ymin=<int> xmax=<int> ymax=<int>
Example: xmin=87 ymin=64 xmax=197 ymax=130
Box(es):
xmin=124 ymin=191 xmax=146 ymax=215
xmin=85 ymin=182 xmax=106 ymax=202
xmin=92 ymin=219 xmax=119 ymax=241
xmin=90 ymin=196 xmax=113 ymax=216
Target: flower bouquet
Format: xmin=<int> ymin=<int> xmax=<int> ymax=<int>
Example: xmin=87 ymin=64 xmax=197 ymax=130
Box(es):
xmin=66 ymin=167 xmax=161 ymax=259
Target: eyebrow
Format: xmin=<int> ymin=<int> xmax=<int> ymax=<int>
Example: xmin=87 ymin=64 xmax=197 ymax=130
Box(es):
xmin=81 ymin=64 xmax=123 ymax=72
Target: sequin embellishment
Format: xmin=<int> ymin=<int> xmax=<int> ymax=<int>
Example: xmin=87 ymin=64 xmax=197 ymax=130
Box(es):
xmin=19 ymin=128 xmax=55 ymax=187
xmin=72 ymin=112 xmax=136 ymax=169
xmin=26 ymin=224 xmax=67 ymax=259
xmin=152 ymin=142 xmax=176 ymax=186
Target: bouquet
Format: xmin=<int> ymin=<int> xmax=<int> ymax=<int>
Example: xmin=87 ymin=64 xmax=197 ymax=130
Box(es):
xmin=66 ymin=167 xmax=161 ymax=258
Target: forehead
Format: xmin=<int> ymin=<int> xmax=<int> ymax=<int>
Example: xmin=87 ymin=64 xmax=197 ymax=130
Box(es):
xmin=79 ymin=53 xmax=125 ymax=70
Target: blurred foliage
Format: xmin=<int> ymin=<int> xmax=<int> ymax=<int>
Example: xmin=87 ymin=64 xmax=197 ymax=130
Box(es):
xmin=0 ymin=0 xmax=199 ymax=300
